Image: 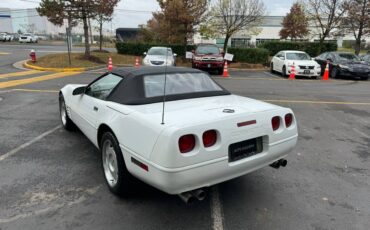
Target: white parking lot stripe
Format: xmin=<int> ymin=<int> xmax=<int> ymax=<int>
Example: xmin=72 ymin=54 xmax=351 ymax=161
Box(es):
xmin=0 ymin=125 xmax=61 ymax=162
xmin=210 ymin=186 xmax=224 ymax=230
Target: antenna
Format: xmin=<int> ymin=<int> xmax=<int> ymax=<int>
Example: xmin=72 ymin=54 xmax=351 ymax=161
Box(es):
xmin=161 ymin=47 xmax=170 ymax=125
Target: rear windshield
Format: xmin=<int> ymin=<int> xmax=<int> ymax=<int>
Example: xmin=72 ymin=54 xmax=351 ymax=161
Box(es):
xmin=338 ymin=53 xmax=361 ymax=61
xmin=286 ymin=52 xmax=311 ymax=60
xmin=144 ymin=73 xmax=223 ymax=98
xmin=196 ymin=46 xmax=220 ymax=55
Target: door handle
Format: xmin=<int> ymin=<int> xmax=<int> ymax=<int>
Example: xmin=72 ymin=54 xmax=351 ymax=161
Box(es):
xmin=93 ymin=106 xmax=98 ymax=111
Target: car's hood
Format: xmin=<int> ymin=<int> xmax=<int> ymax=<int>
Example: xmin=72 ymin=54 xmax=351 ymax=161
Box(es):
xmin=115 ymin=95 xmax=281 ymax=127
xmin=286 ymin=60 xmax=318 ymax=66
xmin=338 ymin=60 xmax=370 ymax=68
xmin=145 ymin=55 xmax=171 ymax=61
xmin=194 ymin=53 xmax=223 ymax=58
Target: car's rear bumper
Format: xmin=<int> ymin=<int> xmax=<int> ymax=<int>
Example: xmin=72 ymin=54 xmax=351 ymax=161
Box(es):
xmin=121 ymin=134 xmax=297 ymax=194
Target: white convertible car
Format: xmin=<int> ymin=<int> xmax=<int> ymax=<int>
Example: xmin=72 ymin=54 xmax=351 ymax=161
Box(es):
xmin=270 ymin=50 xmax=321 ymax=79
xmin=59 ymin=67 xmax=298 ymax=202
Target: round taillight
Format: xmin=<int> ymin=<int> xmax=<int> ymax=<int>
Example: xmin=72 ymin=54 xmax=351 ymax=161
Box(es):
xmin=271 ymin=116 xmax=280 ymax=131
xmin=178 ymin=134 xmax=196 ymax=153
xmin=202 ymin=130 xmax=217 ymax=147
xmin=285 ymin=113 xmax=293 ymax=128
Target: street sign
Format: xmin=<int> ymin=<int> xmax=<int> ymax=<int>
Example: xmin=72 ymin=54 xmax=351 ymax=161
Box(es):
xmin=186 ymin=52 xmax=193 ymax=59
xmin=224 ymin=53 xmax=234 ymax=61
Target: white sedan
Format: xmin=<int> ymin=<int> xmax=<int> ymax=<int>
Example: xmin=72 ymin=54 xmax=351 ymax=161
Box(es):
xmin=271 ymin=50 xmax=321 ymax=79
xmin=59 ymin=67 xmax=298 ymax=202
xmin=19 ymin=33 xmax=38 ymax=43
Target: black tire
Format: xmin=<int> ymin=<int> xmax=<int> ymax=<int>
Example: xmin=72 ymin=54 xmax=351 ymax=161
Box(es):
xmin=217 ymin=68 xmax=224 ymax=75
xmin=59 ymin=93 xmax=76 ymax=131
xmin=282 ymin=66 xmax=287 ymax=77
xmin=270 ymin=63 xmax=274 ymax=73
xmin=101 ymin=132 xmax=134 ymax=197
xmin=360 ymin=76 xmax=368 ymax=80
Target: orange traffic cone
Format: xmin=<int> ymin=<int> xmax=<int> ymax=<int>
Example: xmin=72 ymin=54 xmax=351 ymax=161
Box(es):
xmin=222 ymin=61 xmax=229 ymax=77
xmin=135 ymin=57 xmax=140 ymax=68
xmin=322 ymin=62 xmax=329 ymax=81
xmin=289 ymin=62 xmax=295 ymax=80
xmin=108 ymin=57 xmax=113 ymax=72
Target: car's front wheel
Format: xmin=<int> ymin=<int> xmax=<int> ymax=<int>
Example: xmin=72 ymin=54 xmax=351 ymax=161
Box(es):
xmin=59 ymin=93 xmax=76 ymax=131
xmin=282 ymin=65 xmax=287 ymax=77
xmin=101 ymin=132 xmax=134 ymax=197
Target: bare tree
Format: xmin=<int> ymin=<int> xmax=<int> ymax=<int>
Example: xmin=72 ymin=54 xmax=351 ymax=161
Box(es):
xmin=201 ymin=0 xmax=265 ymax=52
xmin=342 ymin=0 xmax=370 ymax=55
xmin=305 ymin=0 xmax=346 ymax=52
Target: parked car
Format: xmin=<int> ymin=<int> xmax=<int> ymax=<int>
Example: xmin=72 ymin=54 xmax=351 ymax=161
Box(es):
xmin=270 ymin=50 xmax=321 ymax=79
xmin=19 ymin=33 xmax=38 ymax=43
xmin=142 ymin=47 xmax=177 ymax=66
xmin=59 ymin=67 xmax=298 ymax=201
xmin=315 ymin=52 xmax=370 ymax=80
xmin=0 ymin=32 xmax=13 ymax=42
xmin=192 ymin=43 xmax=224 ymax=75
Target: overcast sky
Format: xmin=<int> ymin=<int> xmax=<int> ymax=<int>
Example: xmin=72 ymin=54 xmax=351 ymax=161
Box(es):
xmin=0 ymin=0 xmax=294 ymax=28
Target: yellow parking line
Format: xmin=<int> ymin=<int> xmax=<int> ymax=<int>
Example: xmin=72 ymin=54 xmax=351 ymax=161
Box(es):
xmin=12 ymin=89 xmax=59 ymax=93
xmin=0 ymin=52 xmax=10 ymax=55
xmin=263 ymin=99 xmax=370 ymax=106
xmin=0 ymin=72 xmax=80 ymax=89
xmin=0 ymin=70 xmax=41 ymax=79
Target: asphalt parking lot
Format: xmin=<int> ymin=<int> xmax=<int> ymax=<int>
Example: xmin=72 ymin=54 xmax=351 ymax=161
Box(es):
xmin=0 ymin=45 xmax=369 ymax=230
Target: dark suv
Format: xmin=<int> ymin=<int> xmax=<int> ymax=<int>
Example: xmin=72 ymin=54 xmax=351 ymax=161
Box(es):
xmin=192 ymin=44 xmax=224 ymax=74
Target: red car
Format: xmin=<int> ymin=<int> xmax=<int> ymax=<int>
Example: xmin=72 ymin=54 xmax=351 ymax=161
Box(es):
xmin=192 ymin=44 xmax=224 ymax=75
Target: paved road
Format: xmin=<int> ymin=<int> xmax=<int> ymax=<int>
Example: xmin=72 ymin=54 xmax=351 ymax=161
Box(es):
xmin=0 ymin=45 xmax=369 ymax=230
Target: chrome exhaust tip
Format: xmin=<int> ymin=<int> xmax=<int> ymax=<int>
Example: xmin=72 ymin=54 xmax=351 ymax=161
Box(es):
xmin=191 ymin=189 xmax=206 ymax=201
xmin=178 ymin=192 xmax=196 ymax=204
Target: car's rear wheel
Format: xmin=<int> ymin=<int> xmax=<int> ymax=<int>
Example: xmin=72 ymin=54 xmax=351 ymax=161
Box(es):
xmin=217 ymin=68 xmax=224 ymax=75
xmin=59 ymin=93 xmax=76 ymax=131
xmin=101 ymin=132 xmax=134 ymax=197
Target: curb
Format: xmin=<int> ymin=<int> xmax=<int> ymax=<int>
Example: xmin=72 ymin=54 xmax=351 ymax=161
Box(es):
xmin=24 ymin=61 xmax=85 ymax=72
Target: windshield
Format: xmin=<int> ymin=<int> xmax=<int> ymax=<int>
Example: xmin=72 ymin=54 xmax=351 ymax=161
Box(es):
xmin=286 ymin=52 xmax=311 ymax=60
xmin=23 ymin=34 xmax=31 ymax=36
xmin=196 ymin=46 xmax=220 ymax=55
xmin=147 ymin=48 xmax=172 ymax=56
xmin=144 ymin=73 xmax=223 ymax=98
xmin=338 ymin=53 xmax=361 ymax=61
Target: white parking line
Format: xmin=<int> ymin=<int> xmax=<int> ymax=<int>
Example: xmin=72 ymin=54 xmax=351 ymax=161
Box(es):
xmin=352 ymin=128 xmax=370 ymax=139
xmin=0 ymin=125 xmax=61 ymax=162
xmin=210 ymin=186 xmax=224 ymax=230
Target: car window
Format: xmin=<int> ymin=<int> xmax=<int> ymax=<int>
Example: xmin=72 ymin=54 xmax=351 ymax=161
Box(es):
xmin=362 ymin=55 xmax=370 ymax=61
xmin=286 ymin=52 xmax=311 ymax=60
xmin=318 ymin=53 xmax=327 ymax=59
xmin=196 ymin=46 xmax=220 ymax=55
xmin=147 ymin=48 xmax=173 ymax=56
xmin=85 ymin=74 xmax=122 ymax=100
xmin=144 ymin=73 xmax=223 ymax=98
xmin=276 ymin=52 xmax=283 ymax=58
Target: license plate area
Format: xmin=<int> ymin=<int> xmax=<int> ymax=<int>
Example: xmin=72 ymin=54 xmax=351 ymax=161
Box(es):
xmin=303 ymin=70 xmax=311 ymax=74
xmin=228 ymin=137 xmax=263 ymax=162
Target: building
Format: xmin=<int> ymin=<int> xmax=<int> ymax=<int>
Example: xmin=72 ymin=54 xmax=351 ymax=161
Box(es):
xmin=194 ymin=16 xmax=368 ymax=49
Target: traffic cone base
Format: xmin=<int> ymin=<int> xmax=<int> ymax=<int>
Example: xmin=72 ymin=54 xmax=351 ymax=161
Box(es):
xmin=322 ymin=62 xmax=329 ymax=81
xmin=222 ymin=62 xmax=229 ymax=77
xmin=289 ymin=62 xmax=295 ymax=80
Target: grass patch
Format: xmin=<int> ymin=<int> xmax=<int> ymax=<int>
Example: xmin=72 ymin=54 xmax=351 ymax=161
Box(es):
xmin=30 ymin=52 xmax=193 ymax=68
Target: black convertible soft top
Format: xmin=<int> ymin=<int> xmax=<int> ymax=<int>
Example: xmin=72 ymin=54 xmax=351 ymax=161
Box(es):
xmin=103 ymin=67 xmax=230 ymax=105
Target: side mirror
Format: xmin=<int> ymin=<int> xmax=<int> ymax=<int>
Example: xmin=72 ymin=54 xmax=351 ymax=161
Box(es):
xmin=143 ymin=52 xmax=147 ymax=56
xmin=72 ymin=86 xmax=86 ymax=95
xmin=280 ymin=56 xmax=285 ymax=60
xmin=173 ymin=53 xmax=177 ymax=57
